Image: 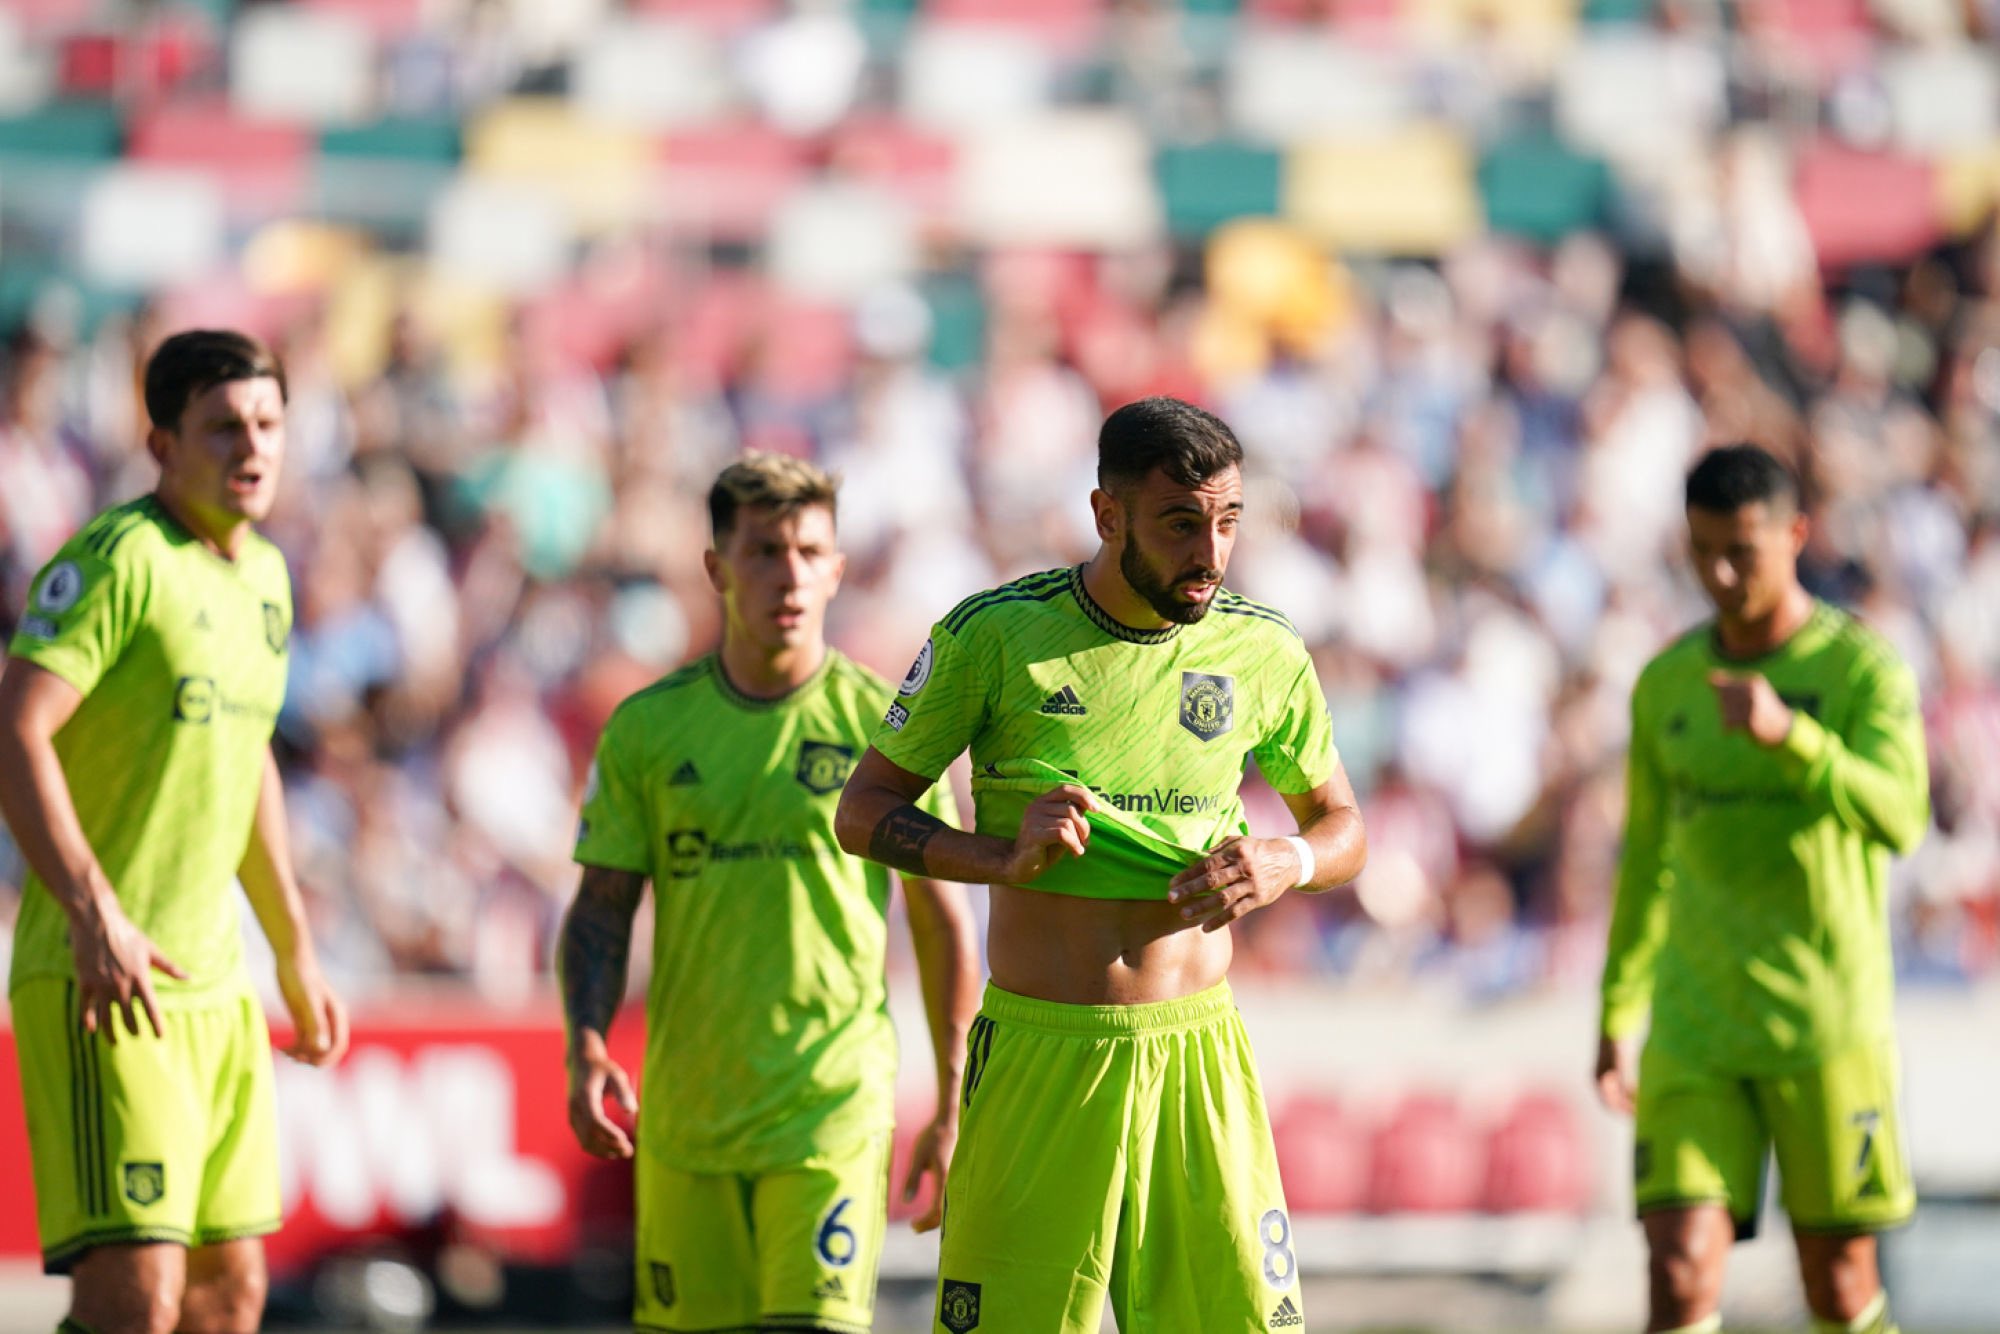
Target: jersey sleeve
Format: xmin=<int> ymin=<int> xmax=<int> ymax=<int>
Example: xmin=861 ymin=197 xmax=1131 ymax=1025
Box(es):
xmin=1250 ymin=645 xmax=1338 ymax=794
xmin=1601 ymin=672 xmax=1672 ymax=1039
xmin=7 ymin=544 xmax=145 ymax=698
xmin=574 ymin=712 xmax=652 ymax=874
xmin=870 ymin=624 xmax=990 ymax=781
xmin=1772 ymin=648 xmax=1929 ymax=854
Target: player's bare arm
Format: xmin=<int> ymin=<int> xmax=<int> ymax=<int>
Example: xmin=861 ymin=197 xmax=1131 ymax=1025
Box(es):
xmin=1165 ymin=764 xmax=1367 ymax=932
xmin=0 ymin=658 xmax=186 ymax=1041
xmin=558 ymin=863 xmax=647 ymax=1159
xmin=238 ymin=747 xmax=349 ymax=1067
xmin=900 ymin=873 xmax=980 ymax=1233
xmin=836 ymin=746 xmax=1099 ymax=885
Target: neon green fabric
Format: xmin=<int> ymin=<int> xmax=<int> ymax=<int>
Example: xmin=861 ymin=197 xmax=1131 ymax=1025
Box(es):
xmin=7 ymin=496 xmax=291 ymax=1001
xmin=934 ymin=983 xmax=1301 ymax=1334
xmin=1602 ymin=603 xmax=1928 ymax=1073
xmin=872 ymin=565 xmax=1336 ymax=900
xmin=575 ymin=651 xmax=958 ymax=1173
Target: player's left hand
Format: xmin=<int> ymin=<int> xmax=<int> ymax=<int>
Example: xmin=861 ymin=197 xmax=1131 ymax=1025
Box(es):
xmin=277 ymin=952 xmax=350 ymax=1067
xmin=901 ymin=1110 xmax=957 ymax=1233
xmin=1707 ymin=670 xmax=1794 ymax=747
xmin=1166 ymin=837 xmax=1301 ymax=932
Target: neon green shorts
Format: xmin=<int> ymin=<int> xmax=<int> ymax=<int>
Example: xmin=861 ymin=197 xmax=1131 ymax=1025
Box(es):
xmin=1634 ymin=1038 xmax=1915 ymax=1237
xmin=934 ymin=982 xmax=1302 ymax=1334
xmin=633 ymin=1131 xmax=891 ymax=1333
xmin=10 ymin=978 xmax=280 ymax=1273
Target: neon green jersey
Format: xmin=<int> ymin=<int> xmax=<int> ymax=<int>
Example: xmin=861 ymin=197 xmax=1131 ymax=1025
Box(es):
xmin=574 ymin=650 xmax=958 ymax=1174
xmin=871 ymin=565 xmax=1337 ymax=900
xmin=7 ymin=495 xmax=292 ymax=1002
xmin=1601 ymin=602 xmax=1929 ymax=1074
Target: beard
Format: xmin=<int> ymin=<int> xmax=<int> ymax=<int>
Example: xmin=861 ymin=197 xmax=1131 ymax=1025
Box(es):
xmin=1121 ymin=538 xmax=1220 ymax=625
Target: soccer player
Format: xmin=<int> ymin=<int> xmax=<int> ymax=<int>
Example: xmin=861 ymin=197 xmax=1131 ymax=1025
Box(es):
xmin=0 ymin=329 xmax=349 ymax=1334
xmin=1595 ymin=444 xmax=1928 ymax=1334
xmin=836 ymin=397 xmax=1367 ymax=1334
xmin=558 ymin=453 xmax=979 ymax=1334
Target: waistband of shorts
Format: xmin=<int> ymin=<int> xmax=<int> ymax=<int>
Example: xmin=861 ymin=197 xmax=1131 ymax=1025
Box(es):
xmin=978 ymin=980 xmax=1235 ymax=1036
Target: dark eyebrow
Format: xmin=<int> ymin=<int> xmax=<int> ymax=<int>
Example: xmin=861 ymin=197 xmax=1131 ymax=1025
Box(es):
xmin=1157 ymin=498 xmax=1244 ymax=515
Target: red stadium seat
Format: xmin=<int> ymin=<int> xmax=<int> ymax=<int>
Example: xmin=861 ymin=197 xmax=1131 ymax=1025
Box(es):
xmin=831 ymin=115 xmax=959 ymax=223
xmin=1365 ymin=1092 xmax=1483 ymax=1214
xmin=926 ymin=0 xmax=1105 ymax=58
xmin=660 ymin=122 xmax=813 ymax=241
xmin=1272 ymin=1095 xmax=1368 ymax=1214
xmin=1481 ymin=1091 xmax=1592 ymax=1214
xmin=300 ymin=0 xmax=434 ymax=41
xmin=57 ymin=17 xmax=210 ymax=103
xmin=1793 ymin=138 xmax=1942 ymax=272
xmin=128 ymin=99 xmax=310 ymax=218
xmin=630 ymin=0 xmax=782 ymax=36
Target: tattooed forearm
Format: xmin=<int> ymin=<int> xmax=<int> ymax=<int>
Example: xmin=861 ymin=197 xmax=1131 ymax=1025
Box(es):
xmin=868 ymin=803 xmax=946 ymax=877
xmin=558 ymin=867 xmax=647 ymax=1047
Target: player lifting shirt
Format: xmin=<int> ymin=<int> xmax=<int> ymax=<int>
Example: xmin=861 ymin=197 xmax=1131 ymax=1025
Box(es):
xmin=837 ymin=397 xmax=1367 ymax=1334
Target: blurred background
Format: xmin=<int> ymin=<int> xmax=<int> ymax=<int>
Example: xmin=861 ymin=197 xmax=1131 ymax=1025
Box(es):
xmin=1 ymin=0 xmax=1998 ymax=1329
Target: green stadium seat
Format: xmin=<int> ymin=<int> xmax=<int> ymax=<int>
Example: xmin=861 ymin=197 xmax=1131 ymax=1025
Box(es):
xmin=1157 ymin=142 xmax=1282 ymax=238
xmin=0 ymin=101 xmax=122 ymax=161
xmin=319 ymin=116 xmax=462 ymax=163
xmin=1476 ymin=131 xmax=1614 ymax=245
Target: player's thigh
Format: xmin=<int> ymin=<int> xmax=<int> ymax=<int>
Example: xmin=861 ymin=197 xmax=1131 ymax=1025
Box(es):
xmin=633 ymin=1147 xmax=757 ymax=1332
xmin=750 ymin=1132 xmax=891 ymax=1334
xmin=1635 ymin=1040 xmax=1769 ymax=1234
xmin=178 ymin=1236 xmax=268 ymax=1334
xmin=190 ymin=992 xmax=282 ymax=1248
xmin=12 ymin=979 xmax=208 ymax=1270
xmin=934 ymin=1012 xmax=1128 ymax=1334
xmin=68 ymin=1240 xmax=188 ymax=1334
xmin=1120 ymin=1006 xmax=1301 ymax=1334
xmin=1760 ymin=1040 xmax=1914 ymax=1235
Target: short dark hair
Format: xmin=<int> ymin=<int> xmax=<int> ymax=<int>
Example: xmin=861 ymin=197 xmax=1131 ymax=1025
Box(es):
xmin=143 ymin=329 xmax=286 ymax=430
xmin=1685 ymin=443 xmax=1799 ymax=514
xmin=1097 ymin=396 xmax=1243 ymax=492
xmin=708 ymin=452 xmax=839 ymax=544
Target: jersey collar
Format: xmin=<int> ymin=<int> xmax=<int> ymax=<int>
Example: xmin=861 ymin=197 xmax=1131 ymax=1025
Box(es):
xmin=1067 ymin=564 xmax=1182 ymax=645
xmin=710 ymin=650 xmax=833 ymax=711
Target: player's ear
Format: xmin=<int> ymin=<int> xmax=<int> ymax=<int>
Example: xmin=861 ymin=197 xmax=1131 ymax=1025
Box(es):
xmin=1787 ymin=507 xmax=1809 ymax=557
xmin=702 ymin=546 xmax=727 ymax=595
xmin=1090 ymin=487 xmax=1122 ymax=544
xmin=144 ymin=423 xmax=174 ymax=467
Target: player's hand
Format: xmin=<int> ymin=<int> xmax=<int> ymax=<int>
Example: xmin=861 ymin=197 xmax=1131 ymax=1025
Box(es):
xmin=276 ymin=952 xmax=350 ymax=1067
xmin=1594 ymin=1033 xmax=1639 ymax=1116
xmin=567 ymin=1032 xmax=638 ymax=1160
xmin=1707 ymin=670 xmax=1793 ymax=747
xmin=70 ymin=896 xmax=187 ymax=1044
xmin=1165 ymin=836 xmax=1300 ymax=932
xmin=1001 ymin=784 xmax=1098 ymax=884
xmin=901 ymin=1109 xmax=957 ymax=1233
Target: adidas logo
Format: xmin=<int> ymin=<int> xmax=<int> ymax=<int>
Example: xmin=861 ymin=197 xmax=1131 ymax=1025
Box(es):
xmin=669 ymin=761 xmax=701 ymax=786
xmin=1039 ymin=685 xmax=1088 ymax=716
xmin=813 ymin=1274 xmax=846 ymax=1301
xmin=1269 ymin=1295 xmax=1302 ymax=1327
xmin=193 ymin=609 xmax=211 ymax=631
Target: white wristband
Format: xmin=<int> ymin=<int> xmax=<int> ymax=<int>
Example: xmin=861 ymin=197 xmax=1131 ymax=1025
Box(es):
xmin=1281 ymin=835 xmax=1315 ymax=889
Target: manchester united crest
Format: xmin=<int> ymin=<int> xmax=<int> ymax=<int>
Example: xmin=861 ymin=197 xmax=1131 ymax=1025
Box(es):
xmin=262 ymin=601 xmax=288 ymax=654
xmin=939 ymin=1279 xmax=981 ymax=1332
xmin=795 ymin=739 xmax=856 ymax=795
xmin=1178 ymin=672 xmax=1234 ymax=742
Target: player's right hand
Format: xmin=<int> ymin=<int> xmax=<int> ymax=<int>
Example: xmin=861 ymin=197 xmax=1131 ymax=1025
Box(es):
xmin=1594 ymin=1033 xmax=1638 ymax=1116
xmin=1002 ymin=784 xmax=1098 ymax=883
xmin=567 ymin=1034 xmax=639 ymax=1160
xmin=71 ymin=898 xmax=186 ymax=1044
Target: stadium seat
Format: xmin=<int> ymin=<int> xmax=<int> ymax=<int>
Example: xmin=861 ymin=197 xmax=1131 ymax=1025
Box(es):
xmin=315 ymin=116 xmax=461 ymax=233
xmin=1792 ymin=138 xmax=1943 ymax=271
xmin=230 ymin=4 xmax=376 ymax=125
xmin=900 ymin=22 xmax=1056 ymax=131
xmin=426 ymin=174 xmax=573 ymax=295
xmin=1555 ymin=31 xmax=1726 ymax=167
xmin=957 ymin=110 xmax=1162 ymax=249
xmin=1742 ymin=0 xmax=1874 ymax=84
xmin=56 ymin=16 xmax=210 ymax=103
xmin=1283 ymin=126 xmax=1481 ymax=255
xmin=1157 ymin=143 xmax=1283 ymax=238
xmin=1272 ymin=1095 xmax=1368 ymax=1214
xmin=830 ymin=115 xmax=959 ymax=223
xmin=659 ymin=121 xmax=812 ymax=241
xmin=128 ymin=100 xmax=311 ymax=219
xmin=1937 ymin=143 xmax=2000 ymax=237
xmin=465 ymin=98 xmax=655 ymax=235
xmin=1481 ymin=1091 xmax=1592 ymax=1214
xmin=768 ymin=182 xmax=918 ymax=302
xmin=925 ymin=0 xmax=1106 ymax=58
xmin=1882 ymin=44 xmax=1999 ymax=153
xmin=1365 ymin=1092 xmax=1483 ymax=1214
xmin=0 ymin=102 xmax=122 ymax=162
xmin=1227 ymin=33 xmax=1416 ymax=141
xmin=80 ymin=164 xmax=226 ymax=288
xmin=572 ymin=17 xmax=731 ymax=129
xmin=4 ymin=0 xmax=96 ymax=40
xmin=1477 ymin=131 xmax=1614 ymax=246
xmin=298 ymin=0 xmax=434 ymax=41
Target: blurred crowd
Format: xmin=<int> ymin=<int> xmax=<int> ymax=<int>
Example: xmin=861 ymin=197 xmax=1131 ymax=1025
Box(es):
xmin=2 ymin=0 xmax=1999 ymax=1004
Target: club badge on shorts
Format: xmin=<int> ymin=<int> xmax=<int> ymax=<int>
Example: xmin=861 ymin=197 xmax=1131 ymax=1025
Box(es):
xmin=938 ymin=1279 xmax=980 ymax=1332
